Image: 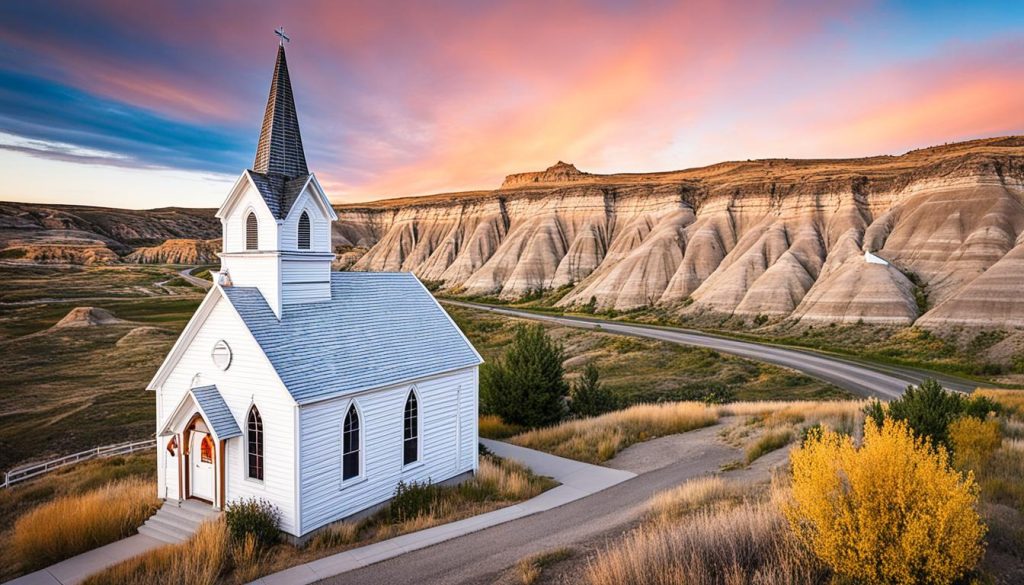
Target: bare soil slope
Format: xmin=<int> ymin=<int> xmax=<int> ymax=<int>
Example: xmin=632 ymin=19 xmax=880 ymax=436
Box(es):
xmin=338 ymin=137 xmax=1024 ymax=330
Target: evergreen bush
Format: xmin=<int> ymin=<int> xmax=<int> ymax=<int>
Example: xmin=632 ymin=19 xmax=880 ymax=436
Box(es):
xmin=224 ymin=498 xmax=280 ymax=547
xmin=480 ymin=324 xmax=568 ymax=427
xmin=569 ymin=363 xmax=617 ymax=418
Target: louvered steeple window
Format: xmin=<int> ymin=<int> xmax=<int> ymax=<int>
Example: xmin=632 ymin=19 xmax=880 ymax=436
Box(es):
xmin=298 ymin=211 xmax=310 ymax=250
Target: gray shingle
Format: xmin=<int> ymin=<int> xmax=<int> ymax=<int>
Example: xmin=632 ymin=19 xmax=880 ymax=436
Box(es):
xmin=192 ymin=385 xmax=242 ymax=439
xmin=253 ymin=44 xmax=308 ymax=179
xmin=245 ymin=170 xmax=310 ymax=219
xmin=222 ymin=272 xmax=481 ymax=404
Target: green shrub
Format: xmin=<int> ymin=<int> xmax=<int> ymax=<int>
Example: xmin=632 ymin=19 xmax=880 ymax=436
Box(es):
xmin=1012 ymin=355 xmax=1024 ymax=374
xmin=675 ymin=383 xmax=736 ymax=404
xmin=224 ymin=497 xmax=280 ymax=547
xmin=480 ymin=324 xmax=568 ymax=427
xmin=962 ymin=394 xmax=1002 ymax=419
xmin=387 ymin=480 xmax=443 ymax=523
xmin=885 ymin=379 xmax=965 ymax=448
xmin=569 ymin=363 xmax=617 ymax=418
xmin=863 ymin=399 xmax=886 ymax=428
xmin=869 ymin=379 xmax=1003 ymax=449
xmin=800 ymin=423 xmax=824 ymax=445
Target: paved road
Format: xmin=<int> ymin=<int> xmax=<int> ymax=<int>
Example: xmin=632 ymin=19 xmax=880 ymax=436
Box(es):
xmin=318 ymin=425 xmax=738 ymax=585
xmin=178 ymin=267 xmax=213 ymax=289
xmin=443 ymin=301 xmax=980 ymax=399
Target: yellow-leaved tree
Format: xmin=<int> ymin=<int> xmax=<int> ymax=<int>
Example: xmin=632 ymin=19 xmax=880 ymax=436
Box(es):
xmin=949 ymin=416 xmax=1002 ymax=473
xmin=787 ymin=418 xmax=985 ymax=585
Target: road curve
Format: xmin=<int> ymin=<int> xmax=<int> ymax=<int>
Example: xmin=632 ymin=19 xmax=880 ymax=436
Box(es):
xmin=443 ymin=300 xmax=979 ymax=399
xmin=178 ymin=267 xmax=213 ymax=289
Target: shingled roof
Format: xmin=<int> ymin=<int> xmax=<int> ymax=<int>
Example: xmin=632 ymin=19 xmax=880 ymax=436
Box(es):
xmin=249 ymin=44 xmax=311 ymax=219
xmin=222 ymin=272 xmax=482 ymax=404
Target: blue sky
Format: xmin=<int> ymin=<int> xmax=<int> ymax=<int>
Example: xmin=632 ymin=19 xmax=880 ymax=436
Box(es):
xmin=1 ymin=0 xmax=1022 ymax=208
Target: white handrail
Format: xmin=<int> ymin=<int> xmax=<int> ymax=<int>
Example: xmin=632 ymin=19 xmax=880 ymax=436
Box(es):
xmin=1 ymin=437 xmax=157 ymax=489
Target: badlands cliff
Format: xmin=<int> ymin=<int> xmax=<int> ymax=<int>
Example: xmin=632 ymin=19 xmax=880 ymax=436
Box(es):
xmin=337 ymin=137 xmax=1024 ymax=328
xmin=0 ymin=203 xmax=219 ymax=264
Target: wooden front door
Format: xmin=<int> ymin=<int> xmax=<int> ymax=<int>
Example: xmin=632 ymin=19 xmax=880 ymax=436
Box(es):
xmin=190 ymin=431 xmax=215 ymax=502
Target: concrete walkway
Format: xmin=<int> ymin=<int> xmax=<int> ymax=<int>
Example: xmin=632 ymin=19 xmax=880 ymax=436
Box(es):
xmin=5 ymin=534 xmax=165 ymax=585
xmin=250 ymin=440 xmax=635 ymax=585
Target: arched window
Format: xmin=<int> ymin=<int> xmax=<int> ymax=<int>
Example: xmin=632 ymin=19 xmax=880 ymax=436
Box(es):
xmin=297 ymin=211 xmax=311 ymax=250
xmin=245 ymin=212 xmax=259 ymax=250
xmin=342 ymin=405 xmax=360 ymax=481
xmin=403 ymin=391 xmax=419 ymax=465
xmin=200 ymin=435 xmax=214 ymax=464
xmin=247 ymin=406 xmax=264 ymax=480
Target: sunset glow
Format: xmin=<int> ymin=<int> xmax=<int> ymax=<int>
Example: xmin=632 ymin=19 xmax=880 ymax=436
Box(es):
xmin=1 ymin=1 xmax=1022 ymax=208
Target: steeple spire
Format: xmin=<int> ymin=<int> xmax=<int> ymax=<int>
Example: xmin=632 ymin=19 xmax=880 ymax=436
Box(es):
xmin=253 ymin=43 xmax=308 ymax=179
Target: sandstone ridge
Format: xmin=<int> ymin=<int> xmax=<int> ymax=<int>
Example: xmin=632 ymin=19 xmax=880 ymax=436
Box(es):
xmin=336 ymin=137 xmax=1024 ymax=329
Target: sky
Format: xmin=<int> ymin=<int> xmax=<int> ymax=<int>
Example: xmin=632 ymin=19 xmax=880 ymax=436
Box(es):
xmin=1 ymin=1 xmax=1023 ymax=209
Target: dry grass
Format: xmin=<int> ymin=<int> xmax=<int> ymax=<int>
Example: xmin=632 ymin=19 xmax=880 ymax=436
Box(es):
xmin=720 ymin=400 xmax=864 ymax=433
xmin=585 ymin=493 xmax=824 ymax=585
xmin=230 ymin=533 xmax=266 ymax=584
xmin=744 ymin=429 xmax=794 ymax=464
xmin=516 ymin=547 xmax=574 ymax=585
xmin=475 ymin=455 xmax=549 ymax=499
xmin=288 ymin=455 xmax=556 ymax=580
xmin=648 ymin=477 xmax=748 ymax=523
xmin=83 ymin=519 xmax=228 ymax=585
xmin=509 ymin=402 xmax=719 ymax=463
xmin=479 ymin=414 xmax=526 ymax=439
xmin=976 ymin=388 xmax=1024 ymax=416
xmin=11 ymin=477 xmax=158 ymax=572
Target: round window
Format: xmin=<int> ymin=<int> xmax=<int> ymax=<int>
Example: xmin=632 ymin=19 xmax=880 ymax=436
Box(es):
xmin=212 ymin=340 xmax=232 ymax=370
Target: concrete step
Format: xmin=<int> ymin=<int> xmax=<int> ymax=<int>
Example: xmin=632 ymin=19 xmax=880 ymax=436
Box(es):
xmin=137 ymin=522 xmax=186 ymax=544
xmin=145 ymin=514 xmax=198 ymax=539
xmin=137 ymin=500 xmax=223 ymax=545
xmin=180 ymin=498 xmax=220 ymax=517
xmin=160 ymin=503 xmax=217 ymax=526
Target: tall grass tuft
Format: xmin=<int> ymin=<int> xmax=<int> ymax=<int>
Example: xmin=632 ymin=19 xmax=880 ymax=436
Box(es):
xmin=11 ymin=477 xmax=158 ymax=571
xmin=585 ymin=499 xmax=824 ymax=585
xmin=82 ymin=518 xmax=228 ymax=585
xmin=478 ymin=414 xmax=526 ymax=439
xmin=648 ymin=477 xmax=747 ymax=523
xmin=744 ymin=429 xmax=794 ymax=464
xmin=510 ymin=402 xmax=719 ymax=463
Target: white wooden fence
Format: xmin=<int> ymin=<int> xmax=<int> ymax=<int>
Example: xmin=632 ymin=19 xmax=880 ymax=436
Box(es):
xmin=1 ymin=438 xmax=156 ymax=489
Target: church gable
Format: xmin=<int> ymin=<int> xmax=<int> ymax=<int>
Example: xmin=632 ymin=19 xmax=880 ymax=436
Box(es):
xmin=279 ymin=179 xmax=335 ymax=252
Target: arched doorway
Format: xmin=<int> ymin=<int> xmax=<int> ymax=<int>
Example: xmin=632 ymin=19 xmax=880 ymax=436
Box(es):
xmin=185 ymin=416 xmax=216 ymax=503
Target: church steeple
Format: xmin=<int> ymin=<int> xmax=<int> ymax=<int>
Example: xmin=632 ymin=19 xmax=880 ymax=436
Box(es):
xmin=215 ymin=31 xmax=338 ymax=319
xmin=253 ymin=44 xmax=308 ymax=179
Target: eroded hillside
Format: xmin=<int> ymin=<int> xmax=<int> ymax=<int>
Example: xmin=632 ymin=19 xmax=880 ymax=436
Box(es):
xmin=0 ymin=203 xmax=220 ymax=264
xmin=337 ymin=137 xmax=1024 ymax=329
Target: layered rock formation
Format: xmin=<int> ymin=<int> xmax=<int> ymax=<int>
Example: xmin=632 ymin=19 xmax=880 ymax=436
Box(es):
xmin=339 ymin=138 xmax=1024 ymax=328
xmin=0 ymin=203 xmax=219 ymax=264
xmin=126 ymin=238 xmax=221 ymax=264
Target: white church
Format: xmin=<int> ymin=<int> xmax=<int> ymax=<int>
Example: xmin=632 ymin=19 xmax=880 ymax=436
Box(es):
xmin=146 ymin=41 xmax=482 ymax=540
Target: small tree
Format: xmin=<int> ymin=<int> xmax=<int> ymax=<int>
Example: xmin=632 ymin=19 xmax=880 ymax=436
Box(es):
xmin=787 ymin=419 xmax=985 ymax=585
xmin=885 ymin=379 xmax=965 ymax=448
xmin=569 ymin=363 xmax=617 ymax=418
xmin=480 ymin=324 xmax=568 ymax=427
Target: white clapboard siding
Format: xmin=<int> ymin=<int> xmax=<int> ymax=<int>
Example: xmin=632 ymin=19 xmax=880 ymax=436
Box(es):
xmin=280 ymin=193 xmax=331 ymax=253
xmin=281 ymin=258 xmax=332 ymax=305
xmin=223 ymin=255 xmax=281 ymax=316
xmin=298 ymin=367 xmax=478 ymax=534
xmin=224 ymin=184 xmax=279 ymax=252
xmin=157 ymin=295 xmax=299 ymax=534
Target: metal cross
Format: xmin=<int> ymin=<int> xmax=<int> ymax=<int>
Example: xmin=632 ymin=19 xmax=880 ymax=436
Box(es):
xmin=275 ymin=27 xmax=290 ymax=46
